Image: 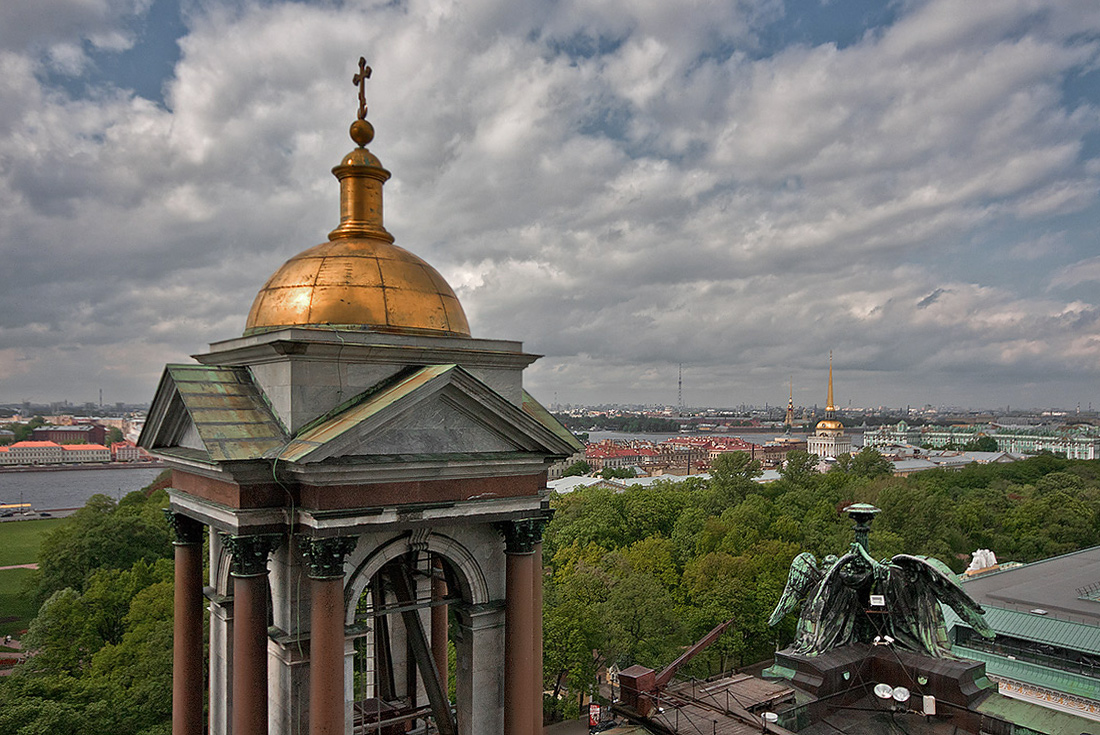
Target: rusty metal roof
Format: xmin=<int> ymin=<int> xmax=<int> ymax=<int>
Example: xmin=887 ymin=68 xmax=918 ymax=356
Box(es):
xmin=165 ymin=365 xmax=286 ymax=462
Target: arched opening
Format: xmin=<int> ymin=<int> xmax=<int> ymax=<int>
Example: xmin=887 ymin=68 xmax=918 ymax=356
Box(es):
xmin=345 ymin=532 xmax=493 ymax=735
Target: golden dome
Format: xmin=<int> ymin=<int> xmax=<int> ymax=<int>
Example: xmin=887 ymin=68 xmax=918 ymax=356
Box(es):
xmin=245 ymin=63 xmax=470 ymax=338
xmin=244 ymin=238 xmax=470 ymax=337
xmin=816 ymin=419 xmax=844 ymax=432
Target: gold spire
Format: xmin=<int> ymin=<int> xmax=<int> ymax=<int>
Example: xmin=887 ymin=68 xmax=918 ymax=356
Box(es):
xmin=784 ymin=376 xmax=794 ymax=431
xmin=815 ymin=351 xmax=843 ymax=435
xmin=245 ymin=58 xmax=470 ymax=337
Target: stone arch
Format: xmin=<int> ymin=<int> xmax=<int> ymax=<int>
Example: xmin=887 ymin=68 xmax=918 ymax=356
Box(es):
xmin=343 ymin=531 xmax=490 ymax=625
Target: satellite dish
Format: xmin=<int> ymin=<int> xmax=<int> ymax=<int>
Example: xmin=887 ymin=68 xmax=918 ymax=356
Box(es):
xmin=874 ymin=683 xmax=893 ymax=700
xmin=893 ymin=687 xmax=911 ymax=703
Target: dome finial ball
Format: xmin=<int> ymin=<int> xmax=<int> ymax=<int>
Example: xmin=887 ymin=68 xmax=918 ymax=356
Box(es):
xmin=350 ymin=119 xmax=374 ymax=147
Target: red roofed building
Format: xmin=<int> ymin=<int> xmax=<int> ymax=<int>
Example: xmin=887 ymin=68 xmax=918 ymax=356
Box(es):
xmin=585 ymin=440 xmax=661 ymax=471
xmin=61 ymin=444 xmax=111 ymax=463
xmin=3 ymin=441 xmax=63 ymax=465
xmin=112 ymin=440 xmax=152 ymax=462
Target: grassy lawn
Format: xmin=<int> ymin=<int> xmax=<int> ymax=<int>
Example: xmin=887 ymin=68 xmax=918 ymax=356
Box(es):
xmin=0 ymin=567 xmax=38 ymax=637
xmin=0 ymin=517 xmax=64 ymax=566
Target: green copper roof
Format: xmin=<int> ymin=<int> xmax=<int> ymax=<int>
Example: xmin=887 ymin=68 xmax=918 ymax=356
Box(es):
xmin=946 ymin=606 xmax=1100 ymax=657
xmin=977 ymin=689 xmax=1100 ymax=734
xmin=521 ymin=391 xmax=583 ymax=452
xmin=165 ymin=365 xmax=286 ymax=462
xmin=956 ymin=645 xmax=1100 ymax=702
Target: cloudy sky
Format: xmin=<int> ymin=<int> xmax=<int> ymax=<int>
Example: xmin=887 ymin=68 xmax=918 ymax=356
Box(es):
xmin=1 ymin=0 xmax=1098 ymax=411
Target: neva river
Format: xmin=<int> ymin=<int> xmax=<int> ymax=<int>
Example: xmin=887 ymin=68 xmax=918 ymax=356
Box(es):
xmin=0 ymin=467 xmax=168 ymax=511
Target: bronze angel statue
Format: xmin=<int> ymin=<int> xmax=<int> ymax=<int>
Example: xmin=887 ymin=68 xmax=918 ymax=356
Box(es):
xmin=768 ymin=542 xmax=994 ymax=657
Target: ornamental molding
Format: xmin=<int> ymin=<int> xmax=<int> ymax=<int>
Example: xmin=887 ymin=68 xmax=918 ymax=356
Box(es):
xmin=163 ymin=510 xmax=204 ymax=546
xmin=299 ymin=536 xmax=358 ymax=580
xmin=224 ymin=534 xmax=282 ymax=577
xmin=496 ymin=517 xmax=549 ymax=554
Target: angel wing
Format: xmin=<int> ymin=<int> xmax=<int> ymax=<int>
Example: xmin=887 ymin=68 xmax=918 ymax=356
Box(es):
xmin=768 ymin=552 xmax=823 ymax=627
xmin=891 ymin=554 xmax=994 ymax=639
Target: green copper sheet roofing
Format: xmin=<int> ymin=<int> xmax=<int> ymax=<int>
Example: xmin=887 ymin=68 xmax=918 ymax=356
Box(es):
xmin=166 ymin=364 xmax=286 ymax=461
xmin=955 ymin=645 xmax=1100 ymax=702
xmin=522 ymin=391 xmax=583 ymax=452
xmin=977 ymin=690 xmax=1100 ymax=735
xmin=276 ymin=364 xmax=455 ymax=462
xmin=946 ymin=606 xmax=1100 ymax=657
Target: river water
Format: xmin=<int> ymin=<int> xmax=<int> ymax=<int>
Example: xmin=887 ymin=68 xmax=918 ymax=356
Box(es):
xmin=0 ymin=467 xmax=168 ymax=511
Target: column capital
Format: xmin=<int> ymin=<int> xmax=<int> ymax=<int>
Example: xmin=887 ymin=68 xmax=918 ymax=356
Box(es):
xmin=298 ymin=536 xmax=357 ymax=579
xmin=223 ymin=534 xmax=281 ymax=577
xmin=496 ymin=517 xmax=548 ymax=554
xmin=163 ymin=510 xmax=204 ymax=546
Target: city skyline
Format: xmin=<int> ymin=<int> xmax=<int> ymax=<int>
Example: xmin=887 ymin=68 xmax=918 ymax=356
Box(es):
xmin=1 ymin=1 xmax=1098 ymax=408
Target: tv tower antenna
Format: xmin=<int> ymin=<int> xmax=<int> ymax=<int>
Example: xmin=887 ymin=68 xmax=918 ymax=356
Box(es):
xmin=678 ymin=363 xmax=683 ymax=416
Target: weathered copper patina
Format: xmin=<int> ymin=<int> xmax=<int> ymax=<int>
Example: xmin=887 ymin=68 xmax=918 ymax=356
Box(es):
xmin=769 ymin=504 xmax=994 ymax=657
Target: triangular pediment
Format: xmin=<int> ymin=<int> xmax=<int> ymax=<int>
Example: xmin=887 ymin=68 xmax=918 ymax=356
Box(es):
xmin=139 ymin=365 xmax=287 ymax=463
xmin=277 ymin=364 xmax=579 ymax=464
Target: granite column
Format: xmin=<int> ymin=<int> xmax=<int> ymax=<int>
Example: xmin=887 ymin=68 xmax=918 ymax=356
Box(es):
xmin=167 ymin=511 xmax=205 ymax=735
xmin=226 ymin=534 xmax=280 ymax=735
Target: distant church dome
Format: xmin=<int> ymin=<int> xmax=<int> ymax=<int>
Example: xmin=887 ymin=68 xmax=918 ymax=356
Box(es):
xmin=245 ymin=79 xmax=469 ymax=338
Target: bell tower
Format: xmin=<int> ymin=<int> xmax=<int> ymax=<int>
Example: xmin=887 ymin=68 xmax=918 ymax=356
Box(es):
xmin=141 ymin=59 xmax=579 ymax=735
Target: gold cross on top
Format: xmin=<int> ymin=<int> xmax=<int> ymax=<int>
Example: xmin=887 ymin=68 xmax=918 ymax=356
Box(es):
xmin=353 ymin=57 xmax=371 ymax=120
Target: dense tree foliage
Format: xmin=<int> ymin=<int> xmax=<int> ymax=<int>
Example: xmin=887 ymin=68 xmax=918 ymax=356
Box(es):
xmin=554 ymin=413 xmax=680 ymax=433
xmin=29 ymin=487 xmax=173 ymax=604
xmin=542 ymin=454 xmax=1100 ymax=718
xmin=1 ymin=482 xmax=175 ymax=735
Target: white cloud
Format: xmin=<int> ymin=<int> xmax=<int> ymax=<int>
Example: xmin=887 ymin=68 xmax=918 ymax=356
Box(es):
xmin=0 ymin=0 xmax=1097 ymax=409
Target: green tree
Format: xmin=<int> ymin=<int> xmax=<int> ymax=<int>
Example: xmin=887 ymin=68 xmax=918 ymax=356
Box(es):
xmin=779 ymin=451 xmax=819 ymax=489
xmin=561 ymin=460 xmax=591 ymax=477
xmin=709 ymin=452 xmax=762 ymax=508
xmin=106 ymin=427 xmax=124 ymax=445
xmin=962 ymin=435 xmax=998 ymax=452
xmin=31 ymin=491 xmax=171 ymax=603
xmin=851 ymin=448 xmax=894 ymax=478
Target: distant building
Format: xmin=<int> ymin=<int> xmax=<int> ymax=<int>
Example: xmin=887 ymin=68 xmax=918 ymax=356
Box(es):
xmin=865 ymin=421 xmax=1100 ymax=459
xmin=0 ymin=440 xmax=110 ymax=465
xmin=806 ymin=353 xmax=852 ymax=459
xmin=31 ymin=424 xmax=107 ymax=446
xmin=60 ymin=444 xmax=111 ymax=463
xmin=0 ymin=441 xmax=63 ymax=465
xmin=111 ymin=440 xmax=152 ymax=462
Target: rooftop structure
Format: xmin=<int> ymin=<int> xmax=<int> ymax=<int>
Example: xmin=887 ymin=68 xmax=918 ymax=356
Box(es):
xmin=947 ymin=547 xmax=1100 ymax=721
